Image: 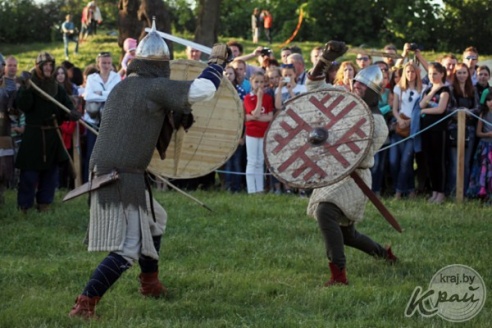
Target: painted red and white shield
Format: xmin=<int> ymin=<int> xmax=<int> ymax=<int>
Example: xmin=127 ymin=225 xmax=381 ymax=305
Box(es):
xmin=264 ymin=88 xmax=374 ymax=189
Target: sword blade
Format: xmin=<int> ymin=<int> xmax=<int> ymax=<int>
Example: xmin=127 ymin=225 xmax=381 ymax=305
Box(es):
xmin=348 ymin=48 xmax=404 ymax=59
xmin=350 ymin=171 xmax=403 ymax=233
xmin=145 ymin=28 xmax=212 ymax=55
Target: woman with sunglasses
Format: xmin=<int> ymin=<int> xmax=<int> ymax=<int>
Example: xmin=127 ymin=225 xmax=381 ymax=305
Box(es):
xmin=390 ymin=62 xmax=423 ymax=199
xmin=82 ymin=52 xmax=121 ymax=182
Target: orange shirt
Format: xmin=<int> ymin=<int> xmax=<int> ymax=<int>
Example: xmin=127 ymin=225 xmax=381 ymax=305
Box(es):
xmin=264 ymin=15 xmax=272 ymax=29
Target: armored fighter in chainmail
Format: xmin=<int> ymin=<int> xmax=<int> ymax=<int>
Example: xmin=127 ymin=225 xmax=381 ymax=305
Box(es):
xmin=68 ymin=21 xmax=230 ymax=319
xmin=305 ymin=41 xmax=398 ymax=286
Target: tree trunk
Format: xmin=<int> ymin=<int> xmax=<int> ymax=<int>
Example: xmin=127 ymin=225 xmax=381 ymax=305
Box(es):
xmin=117 ymin=0 xmax=143 ymax=48
xmin=138 ymin=0 xmax=174 ymax=58
xmin=194 ymin=0 xmax=221 ymax=47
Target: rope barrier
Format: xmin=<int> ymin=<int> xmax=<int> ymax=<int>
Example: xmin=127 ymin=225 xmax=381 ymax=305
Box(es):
xmin=377 ymin=107 xmax=490 ymax=153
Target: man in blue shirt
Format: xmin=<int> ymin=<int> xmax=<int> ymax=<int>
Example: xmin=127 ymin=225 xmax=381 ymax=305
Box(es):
xmin=62 ymin=14 xmax=79 ymax=60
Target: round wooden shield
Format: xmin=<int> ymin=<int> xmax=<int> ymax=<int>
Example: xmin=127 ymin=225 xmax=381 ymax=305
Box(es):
xmin=147 ymin=60 xmax=244 ymax=179
xmin=264 ymin=88 xmax=374 ymax=189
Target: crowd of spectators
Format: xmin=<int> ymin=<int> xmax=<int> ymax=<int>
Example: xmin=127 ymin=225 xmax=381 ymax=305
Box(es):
xmin=215 ymin=41 xmax=492 ymax=204
xmin=1 ymin=37 xmax=492 ymax=210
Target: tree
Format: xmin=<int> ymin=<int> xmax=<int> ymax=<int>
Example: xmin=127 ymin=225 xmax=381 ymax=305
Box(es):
xmin=194 ymin=0 xmax=222 ymax=46
xmin=439 ymin=0 xmax=492 ymax=53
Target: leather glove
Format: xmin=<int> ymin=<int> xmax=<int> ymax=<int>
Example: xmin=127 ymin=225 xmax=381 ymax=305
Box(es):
xmin=322 ymin=41 xmax=348 ymax=62
xmin=181 ymin=113 xmax=194 ymax=130
xmin=173 ymin=111 xmax=194 ymax=130
xmin=19 ymin=71 xmax=32 ymax=88
xmin=69 ymin=109 xmax=82 ymax=121
xmin=208 ymin=43 xmax=233 ymax=68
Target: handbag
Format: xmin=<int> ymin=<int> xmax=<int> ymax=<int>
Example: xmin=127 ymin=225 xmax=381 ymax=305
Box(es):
xmin=85 ymin=101 xmax=104 ymax=120
xmin=395 ymin=112 xmax=411 ymax=138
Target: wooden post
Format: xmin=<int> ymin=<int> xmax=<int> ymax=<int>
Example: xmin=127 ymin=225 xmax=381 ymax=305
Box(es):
xmin=456 ymin=110 xmax=466 ymax=203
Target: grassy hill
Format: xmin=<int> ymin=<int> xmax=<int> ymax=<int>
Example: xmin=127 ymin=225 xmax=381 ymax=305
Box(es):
xmin=2 ymin=30 xmax=465 ymax=73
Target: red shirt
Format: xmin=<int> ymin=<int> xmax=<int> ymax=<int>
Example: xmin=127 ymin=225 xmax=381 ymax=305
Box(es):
xmin=244 ymin=92 xmax=274 ymax=138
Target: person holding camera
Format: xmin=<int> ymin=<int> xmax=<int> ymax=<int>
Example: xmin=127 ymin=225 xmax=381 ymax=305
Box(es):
xmin=226 ymin=41 xmax=263 ymax=81
xmin=394 ymin=42 xmax=428 ymax=71
xmin=274 ymin=63 xmax=307 ymax=195
xmin=274 ymin=63 xmax=306 ymax=110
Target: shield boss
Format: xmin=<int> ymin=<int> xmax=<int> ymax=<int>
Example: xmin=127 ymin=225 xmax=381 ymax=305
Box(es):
xmin=148 ymin=60 xmax=244 ymax=179
xmin=264 ymin=88 xmax=374 ymax=189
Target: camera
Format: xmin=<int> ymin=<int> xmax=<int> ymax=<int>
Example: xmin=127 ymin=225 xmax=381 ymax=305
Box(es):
xmin=260 ymin=47 xmax=272 ymax=56
xmin=409 ymin=43 xmax=419 ymax=51
xmin=282 ymin=77 xmax=291 ymax=83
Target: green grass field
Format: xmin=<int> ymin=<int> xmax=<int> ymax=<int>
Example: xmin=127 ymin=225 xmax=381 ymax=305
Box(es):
xmin=0 ymin=188 xmax=490 ymax=327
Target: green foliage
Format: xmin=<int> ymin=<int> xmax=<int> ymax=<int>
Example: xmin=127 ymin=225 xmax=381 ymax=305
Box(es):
xmin=1 ymin=188 xmax=492 ymax=327
xmin=439 ymin=0 xmax=492 ymax=53
xmin=168 ymin=0 xmax=197 ymax=34
xmin=380 ymin=0 xmax=442 ymax=50
xmin=0 ymin=0 xmax=117 ymax=44
xmin=1 ymin=0 xmax=491 ymax=53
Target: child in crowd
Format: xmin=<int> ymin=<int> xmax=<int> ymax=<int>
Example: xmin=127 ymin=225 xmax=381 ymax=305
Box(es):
xmin=467 ymin=92 xmax=492 ymax=203
xmin=274 ymin=63 xmax=307 ymax=110
xmin=274 ymin=63 xmax=307 ymax=195
xmin=119 ymin=38 xmax=137 ymax=77
xmin=244 ymin=71 xmax=274 ymax=193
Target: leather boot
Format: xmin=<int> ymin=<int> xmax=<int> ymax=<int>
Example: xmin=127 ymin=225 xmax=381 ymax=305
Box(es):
xmin=139 ymin=272 xmax=168 ymax=298
xmin=68 ymin=295 xmax=101 ymax=319
xmin=324 ymin=262 xmax=349 ymax=287
xmin=385 ymin=246 xmax=398 ymax=264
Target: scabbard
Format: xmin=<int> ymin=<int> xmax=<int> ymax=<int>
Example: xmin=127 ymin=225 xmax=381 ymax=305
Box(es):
xmin=63 ymin=170 xmax=119 ymax=201
xmin=350 ymin=171 xmax=403 ymax=233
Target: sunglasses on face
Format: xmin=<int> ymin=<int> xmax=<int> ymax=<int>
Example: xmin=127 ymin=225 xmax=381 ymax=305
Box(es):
xmin=280 ymin=63 xmax=294 ymax=69
xmin=357 ymin=57 xmax=369 ymax=61
xmin=465 ymin=56 xmax=477 ymax=60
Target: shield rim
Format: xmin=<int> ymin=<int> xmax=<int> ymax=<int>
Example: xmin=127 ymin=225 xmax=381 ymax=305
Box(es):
xmin=264 ymin=87 xmax=374 ymax=189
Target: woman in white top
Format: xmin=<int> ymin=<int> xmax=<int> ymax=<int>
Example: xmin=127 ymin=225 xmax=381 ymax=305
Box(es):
xmin=389 ymin=62 xmax=423 ymax=199
xmin=82 ymin=52 xmax=121 ymax=182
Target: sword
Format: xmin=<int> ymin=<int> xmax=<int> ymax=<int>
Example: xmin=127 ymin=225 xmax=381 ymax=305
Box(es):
xmin=350 ymin=172 xmax=403 ymax=233
xmin=145 ymin=28 xmax=212 ymax=55
xmin=348 ymin=48 xmax=403 ymax=59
